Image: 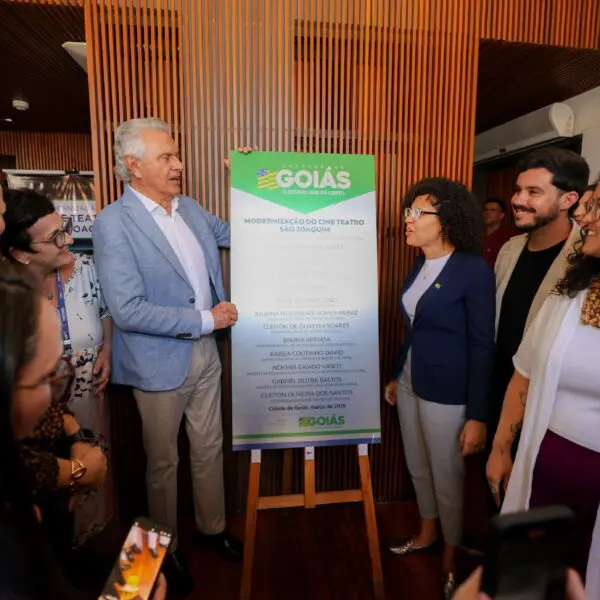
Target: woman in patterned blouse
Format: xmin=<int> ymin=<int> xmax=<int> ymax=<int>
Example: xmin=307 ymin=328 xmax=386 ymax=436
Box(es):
xmin=0 ymin=188 xmax=112 ymax=556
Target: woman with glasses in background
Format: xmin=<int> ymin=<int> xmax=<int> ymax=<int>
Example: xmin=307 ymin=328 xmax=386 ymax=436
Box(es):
xmin=0 ymin=189 xmax=112 ymax=567
xmin=487 ymin=183 xmax=600 ymax=598
xmin=384 ymin=178 xmax=496 ymax=599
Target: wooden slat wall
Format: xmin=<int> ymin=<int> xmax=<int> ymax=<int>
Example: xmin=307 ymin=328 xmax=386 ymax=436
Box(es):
xmin=72 ymin=0 xmax=600 ymax=516
xmin=83 ymin=0 xmax=184 ymax=209
xmin=480 ymin=0 xmax=600 ymax=47
xmin=0 ymin=131 xmax=92 ymax=170
xmin=179 ymin=0 xmax=484 ymax=512
xmin=177 ymin=0 xmax=600 ymax=513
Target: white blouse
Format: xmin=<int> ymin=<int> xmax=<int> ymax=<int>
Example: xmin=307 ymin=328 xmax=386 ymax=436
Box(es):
xmin=547 ymin=322 xmax=600 ymax=452
xmin=507 ymin=290 xmax=600 ymax=598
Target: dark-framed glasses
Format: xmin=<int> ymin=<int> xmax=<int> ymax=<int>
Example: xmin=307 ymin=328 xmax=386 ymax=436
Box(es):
xmin=31 ymin=218 xmax=73 ymax=249
xmin=404 ymin=207 xmax=439 ymax=221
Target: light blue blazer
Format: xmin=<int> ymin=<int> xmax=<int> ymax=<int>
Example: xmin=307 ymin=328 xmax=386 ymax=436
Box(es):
xmin=92 ymin=187 xmax=230 ymax=392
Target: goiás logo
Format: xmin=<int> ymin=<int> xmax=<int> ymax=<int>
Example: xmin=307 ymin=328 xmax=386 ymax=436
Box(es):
xmin=257 ymin=167 xmax=351 ymax=191
xmin=298 ymin=415 xmax=346 ymax=428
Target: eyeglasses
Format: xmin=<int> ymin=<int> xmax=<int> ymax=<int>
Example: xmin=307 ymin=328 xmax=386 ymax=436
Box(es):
xmin=404 ymin=207 xmax=439 ymax=222
xmin=17 ymin=358 xmax=74 ymax=402
xmin=31 ymin=218 xmax=73 ymax=249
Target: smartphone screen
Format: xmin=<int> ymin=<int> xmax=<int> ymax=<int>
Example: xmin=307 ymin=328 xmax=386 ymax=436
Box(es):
xmin=98 ymin=517 xmax=173 ymax=600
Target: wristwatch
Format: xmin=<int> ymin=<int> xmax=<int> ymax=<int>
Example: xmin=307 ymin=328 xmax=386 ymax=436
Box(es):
xmin=67 ymin=428 xmax=98 ymax=446
xmin=69 ymin=457 xmax=87 ymax=489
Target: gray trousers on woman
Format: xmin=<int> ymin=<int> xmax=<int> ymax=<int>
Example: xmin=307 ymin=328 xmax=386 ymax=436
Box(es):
xmin=396 ymin=377 xmax=466 ymax=546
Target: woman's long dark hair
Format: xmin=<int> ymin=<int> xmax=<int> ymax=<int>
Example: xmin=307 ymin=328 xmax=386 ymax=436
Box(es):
xmin=555 ymin=248 xmax=600 ymax=297
xmin=0 ymin=262 xmax=80 ymax=599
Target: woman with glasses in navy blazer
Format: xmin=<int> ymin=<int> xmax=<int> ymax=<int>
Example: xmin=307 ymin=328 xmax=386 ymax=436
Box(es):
xmin=384 ymin=177 xmax=496 ymax=599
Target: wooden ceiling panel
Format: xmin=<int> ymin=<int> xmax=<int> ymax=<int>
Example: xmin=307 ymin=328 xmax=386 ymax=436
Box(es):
xmin=0 ymin=1 xmax=89 ymax=133
xmin=476 ymin=39 xmax=600 ymax=133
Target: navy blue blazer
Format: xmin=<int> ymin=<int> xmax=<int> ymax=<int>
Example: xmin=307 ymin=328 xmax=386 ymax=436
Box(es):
xmin=394 ymin=252 xmax=496 ymax=422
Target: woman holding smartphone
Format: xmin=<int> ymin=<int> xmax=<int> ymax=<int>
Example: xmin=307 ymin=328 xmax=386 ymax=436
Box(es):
xmin=384 ymin=178 xmax=496 ymax=599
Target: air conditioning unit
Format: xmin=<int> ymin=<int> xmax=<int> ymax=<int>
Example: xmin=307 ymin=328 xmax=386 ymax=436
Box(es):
xmin=62 ymin=42 xmax=88 ymax=73
xmin=474 ymin=102 xmax=575 ymax=164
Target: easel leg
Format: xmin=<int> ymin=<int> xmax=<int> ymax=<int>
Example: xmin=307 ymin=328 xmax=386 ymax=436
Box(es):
xmin=358 ymin=445 xmax=385 ymax=600
xmin=282 ymin=448 xmax=293 ymax=495
xmin=240 ymin=450 xmax=262 ymax=600
xmin=304 ymin=447 xmax=316 ymax=509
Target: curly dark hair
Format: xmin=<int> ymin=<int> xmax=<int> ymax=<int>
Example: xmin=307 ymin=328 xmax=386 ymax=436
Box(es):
xmin=555 ymin=231 xmax=600 ymax=297
xmin=402 ymin=177 xmax=484 ymax=254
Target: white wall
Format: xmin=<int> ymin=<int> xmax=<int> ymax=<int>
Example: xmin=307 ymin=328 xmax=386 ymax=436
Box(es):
xmin=563 ymin=86 xmax=600 ymax=181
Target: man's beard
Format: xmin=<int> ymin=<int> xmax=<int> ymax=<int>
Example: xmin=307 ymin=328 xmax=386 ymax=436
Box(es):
xmin=513 ymin=203 xmax=560 ymax=232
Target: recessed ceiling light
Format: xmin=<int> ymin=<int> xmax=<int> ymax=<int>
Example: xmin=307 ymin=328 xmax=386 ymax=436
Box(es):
xmin=12 ymin=99 xmax=29 ymax=111
xmin=1 ymin=117 xmax=14 ymax=123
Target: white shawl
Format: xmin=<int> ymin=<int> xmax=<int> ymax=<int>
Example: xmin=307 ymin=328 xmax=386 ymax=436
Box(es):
xmin=501 ymin=290 xmax=600 ymax=599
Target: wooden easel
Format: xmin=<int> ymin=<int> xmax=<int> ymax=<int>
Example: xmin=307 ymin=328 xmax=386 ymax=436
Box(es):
xmin=240 ymin=444 xmax=385 ymax=600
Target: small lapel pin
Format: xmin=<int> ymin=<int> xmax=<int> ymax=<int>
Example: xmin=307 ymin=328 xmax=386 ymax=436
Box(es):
xmin=434 ymin=283 xmax=441 ymax=289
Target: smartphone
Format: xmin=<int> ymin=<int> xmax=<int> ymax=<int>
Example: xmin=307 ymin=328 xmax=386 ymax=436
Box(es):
xmin=480 ymin=505 xmax=575 ymax=600
xmin=98 ymin=517 xmax=173 ymax=600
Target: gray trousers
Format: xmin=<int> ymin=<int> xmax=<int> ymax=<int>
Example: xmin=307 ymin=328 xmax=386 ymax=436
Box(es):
xmin=396 ymin=378 xmax=466 ymax=546
xmin=133 ymin=336 xmax=226 ymax=536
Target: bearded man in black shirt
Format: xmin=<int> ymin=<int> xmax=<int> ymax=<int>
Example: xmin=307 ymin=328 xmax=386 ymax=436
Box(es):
xmin=487 ymin=147 xmax=589 ymax=506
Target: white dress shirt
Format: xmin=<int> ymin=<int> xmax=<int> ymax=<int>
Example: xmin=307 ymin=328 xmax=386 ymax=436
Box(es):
xmin=130 ymin=186 xmax=215 ymax=335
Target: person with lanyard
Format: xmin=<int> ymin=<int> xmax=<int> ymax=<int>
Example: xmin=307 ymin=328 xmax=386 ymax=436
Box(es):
xmin=487 ymin=147 xmax=589 ymax=504
xmin=384 ymin=177 xmax=496 ymax=599
xmin=0 ymin=188 xmax=112 ymax=586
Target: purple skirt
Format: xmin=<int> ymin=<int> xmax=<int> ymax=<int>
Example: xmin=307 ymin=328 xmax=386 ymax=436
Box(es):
xmin=530 ymin=430 xmax=600 ymax=581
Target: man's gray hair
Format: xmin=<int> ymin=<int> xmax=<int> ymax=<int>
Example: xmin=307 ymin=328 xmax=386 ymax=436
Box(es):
xmin=114 ymin=118 xmax=169 ymax=183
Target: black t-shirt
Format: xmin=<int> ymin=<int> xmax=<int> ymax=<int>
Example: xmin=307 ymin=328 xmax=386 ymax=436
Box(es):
xmin=491 ymin=240 xmax=566 ymax=413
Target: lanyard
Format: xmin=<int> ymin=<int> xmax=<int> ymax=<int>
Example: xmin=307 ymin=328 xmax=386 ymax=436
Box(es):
xmin=56 ymin=270 xmax=73 ymax=357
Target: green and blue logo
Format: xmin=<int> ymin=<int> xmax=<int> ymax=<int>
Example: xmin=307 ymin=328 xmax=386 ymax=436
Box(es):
xmin=298 ymin=415 xmax=346 ymax=428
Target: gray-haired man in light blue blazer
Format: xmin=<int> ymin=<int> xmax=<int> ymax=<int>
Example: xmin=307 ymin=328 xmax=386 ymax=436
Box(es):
xmin=93 ymin=118 xmax=242 ymax=595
